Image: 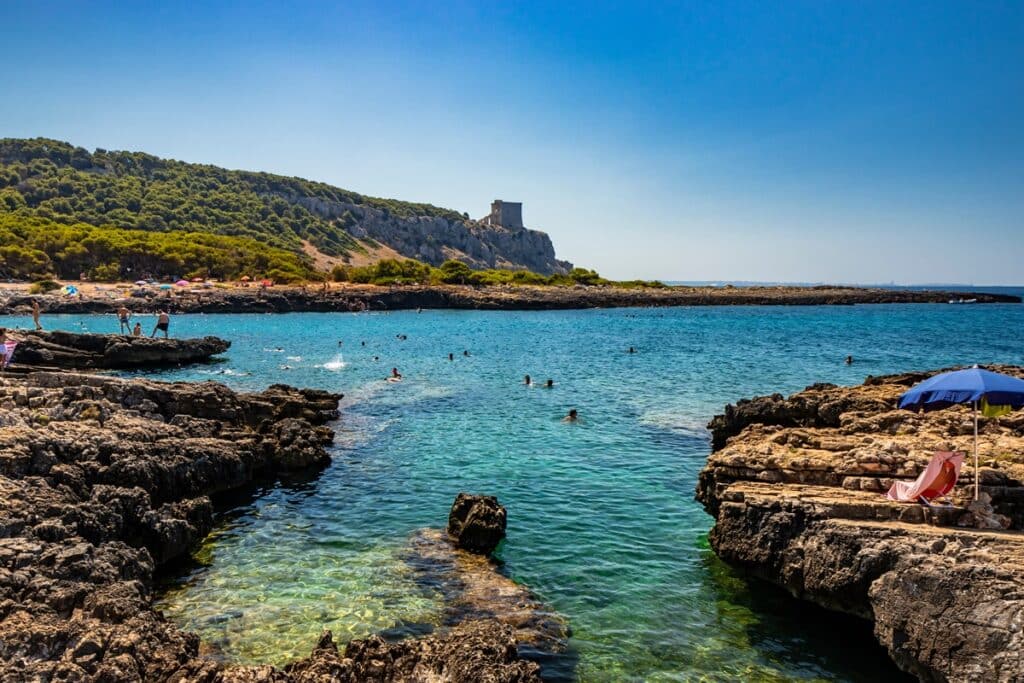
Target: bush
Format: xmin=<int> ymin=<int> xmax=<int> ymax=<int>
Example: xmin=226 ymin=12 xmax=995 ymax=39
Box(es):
xmin=29 ymin=279 xmax=61 ymax=294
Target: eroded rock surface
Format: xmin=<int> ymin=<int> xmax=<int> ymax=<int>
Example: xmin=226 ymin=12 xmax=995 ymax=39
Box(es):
xmin=447 ymin=493 xmax=507 ymax=555
xmin=7 ymin=329 xmax=229 ymax=369
xmin=698 ymin=366 xmax=1024 ymax=682
xmin=0 ymin=371 xmax=340 ymax=679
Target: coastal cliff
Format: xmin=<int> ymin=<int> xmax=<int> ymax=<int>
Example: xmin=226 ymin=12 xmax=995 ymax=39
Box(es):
xmin=697 ymin=368 xmax=1024 ymax=682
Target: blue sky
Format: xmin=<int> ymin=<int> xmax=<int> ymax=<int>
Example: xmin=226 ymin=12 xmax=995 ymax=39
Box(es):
xmin=1 ymin=1 xmax=1021 ymax=283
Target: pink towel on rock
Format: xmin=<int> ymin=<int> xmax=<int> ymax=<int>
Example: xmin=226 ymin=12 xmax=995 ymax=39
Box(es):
xmin=886 ymin=451 xmax=964 ymax=503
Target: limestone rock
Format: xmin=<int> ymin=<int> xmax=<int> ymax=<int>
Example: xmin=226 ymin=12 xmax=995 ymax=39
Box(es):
xmin=447 ymin=493 xmax=507 ymax=555
xmin=698 ymin=365 xmax=1024 ymax=682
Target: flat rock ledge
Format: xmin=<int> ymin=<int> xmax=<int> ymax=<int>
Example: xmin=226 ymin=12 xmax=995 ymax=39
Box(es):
xmin=0 ymin=372 xmax=544 ymax=681
xmin=697 ymin=366 xmax=1024 ymax=682
xmin=7 ymin=329 xmax=230 ymax=369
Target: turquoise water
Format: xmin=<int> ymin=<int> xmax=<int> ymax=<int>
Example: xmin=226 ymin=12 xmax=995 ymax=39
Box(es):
xmin=5 ymin=302 xmax=1023 ymax=681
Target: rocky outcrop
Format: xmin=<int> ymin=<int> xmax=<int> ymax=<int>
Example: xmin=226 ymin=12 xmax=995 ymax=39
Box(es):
xmin=280 ymin=621 xmax=541 ymax=683
xmin=7 ymin=329 xmax=229 ymax=369
xmin=697 ymin=366 xmax=1024 ymax=682
xmin=6 ymin=284 xmax=1019 ymax=316
xmin=0 ymin=371 xmax=340 ymax=679
xmin=447 ymin=493 xmax=507 ymax=555
xmin=284 ymin=194 xmax=572 ymax=275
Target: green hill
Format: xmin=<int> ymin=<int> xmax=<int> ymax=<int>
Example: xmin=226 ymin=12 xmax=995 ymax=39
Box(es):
xmin=0 ymin=137 xmax=464 ymax=263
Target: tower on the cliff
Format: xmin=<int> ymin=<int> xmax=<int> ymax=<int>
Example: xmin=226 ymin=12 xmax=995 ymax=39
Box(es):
xmin=485 ymin=200 xmax=523 ymax=229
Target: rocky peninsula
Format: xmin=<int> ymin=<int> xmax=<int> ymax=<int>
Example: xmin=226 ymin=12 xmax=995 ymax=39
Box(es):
xmin=5 ymin=329 xmax=229 ymax=370
xmin=1 ymin=283 xmax=1019 ymax=316
xmin=698 ymin=367 xmax=1024 ymax=682
xmin=0 ymin=372 xmax=544 ymax=681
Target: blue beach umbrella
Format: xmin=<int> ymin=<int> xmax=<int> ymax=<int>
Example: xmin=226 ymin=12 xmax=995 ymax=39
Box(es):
xmin=899 ymin=366 xmax=1024 ymax=500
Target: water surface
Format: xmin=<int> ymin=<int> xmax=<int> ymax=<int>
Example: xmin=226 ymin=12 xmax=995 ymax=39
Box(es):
xmin=6 ymin=302 xmax=1022 ymax=681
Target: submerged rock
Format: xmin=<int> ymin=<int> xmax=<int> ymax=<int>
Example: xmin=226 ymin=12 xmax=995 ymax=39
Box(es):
xmin=448 ymin=492 xmax=507 ymax=555
xmin=8 ymin=329 xmax=230 ymax=369
xmin=698 ymin=366 xmax=1024 ymax=682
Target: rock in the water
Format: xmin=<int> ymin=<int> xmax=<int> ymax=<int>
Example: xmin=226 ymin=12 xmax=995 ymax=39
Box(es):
xmin=9 ymin=329 xmax=229 ymax=369
xmin=448 ymin=493 xmax=507 ymax=554
xmin=284 ymin=621 xmax=541 ymax=682
xmin=698 ymin=366 xmax=1024 ymax=682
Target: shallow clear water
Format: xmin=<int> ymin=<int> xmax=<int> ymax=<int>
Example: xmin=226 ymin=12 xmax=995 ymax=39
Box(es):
xmin=5 ymin=302 xmax=1023 ymax=681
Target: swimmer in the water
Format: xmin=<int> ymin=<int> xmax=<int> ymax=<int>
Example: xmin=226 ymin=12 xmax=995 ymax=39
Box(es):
xmin=448 ymin=353 xmax=454 ymax=361
xmin=845 ymin=355 xmax=854 ymax=365
xmin=524 ymin=374 xmax=532 ymax=385
xmin=361 ymin=341 xmax=366 ymax=346
xmin=628 ymin=346 xmax=636 ymax=354
xmin=544 ymin=379 xmax=554 ymax=388
xmin=562 ymin=409 xmax=579 ymax=423
xmin=338 ymin=340 xmax=343 ymax=347
xmin=391 ymin=367 xmax=402 ymax=380
xmin=373 ymin=355 xmax=379 ymax=361
xmin=463 ymin=350 xmax=470 ymax=357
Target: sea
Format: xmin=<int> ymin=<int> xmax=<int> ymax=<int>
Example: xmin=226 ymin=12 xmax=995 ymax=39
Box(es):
xmin=4 ymin=296 xmax=1023 ymax=682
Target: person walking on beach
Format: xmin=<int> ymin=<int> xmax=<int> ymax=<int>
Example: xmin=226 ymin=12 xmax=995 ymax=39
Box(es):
xmin=151 ymin=310 xmax=170 ymax=338
xmin=31 ymin=300 xmax=42 ymax=331
xmin=117 ymin=305 xmax=132 ymax=334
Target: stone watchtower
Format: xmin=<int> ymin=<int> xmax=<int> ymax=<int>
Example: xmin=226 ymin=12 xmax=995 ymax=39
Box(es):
xmin=484 ymin=200 xmax=523 ymax=229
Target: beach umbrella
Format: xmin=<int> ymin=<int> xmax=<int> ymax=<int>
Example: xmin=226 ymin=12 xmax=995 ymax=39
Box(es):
xmin=63 ymin=285 xmax=78 ymax=295
xmin=134 ymin=280 xmax=147 ymax=286
xmin=175 ymin=280 xmax=189 ymax=287
xmin=240 ymin=276 xmax=251 ymax=282
xmin=898 ymin=367 xmax=1024 ymax=500
xmin=191 ymin=277 xmax=204 ymax=283
xmin=261 ymin=279 xmax=273 ymax=287
xmin=159 ymin=284 xmax=172 ymax=290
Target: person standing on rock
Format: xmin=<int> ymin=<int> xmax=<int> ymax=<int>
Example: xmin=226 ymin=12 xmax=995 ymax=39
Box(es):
xmin=117 ymin=305 xmax=132 ymax=334
xmin=151 ymin=311 xmax=170 ymax=338
xmin=31 ymin=300 xmax=42 ymax=331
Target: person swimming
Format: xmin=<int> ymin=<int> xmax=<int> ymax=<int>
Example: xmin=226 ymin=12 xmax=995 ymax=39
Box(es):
xmin=845 ymin=355 xmax=854 ymax=365
xmin=449 ymin=353 xmax=454 ymax=361
xmin=628 ymin=346 xmax=636 ymax=354
xmin=463 ymin=350 xmax=470 ymax=356
xmin=562 ymin=408 xmax=579 ymax=422
xmin=389 ymin=367 xmax=403 ymax=380
xmin=544 ymin=379 xmax=554 ymax=388
xmin=524 ymin=374 xmax=532 ymax=385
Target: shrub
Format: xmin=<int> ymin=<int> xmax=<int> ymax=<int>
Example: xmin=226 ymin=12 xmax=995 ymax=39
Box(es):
xmin=29 ymin=279 xmax=61 ymax=294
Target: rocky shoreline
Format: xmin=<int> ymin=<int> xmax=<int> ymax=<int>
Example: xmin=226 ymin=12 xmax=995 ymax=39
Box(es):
xmin=0 ymin=283 xmax=1018 ymax=316
xmin=5 ymin=329 xmax=229 ymax=370
xmin=0 ymin=372 xmax=546 ymax=681
xmin=698 ymin=367 xmax=1024 ymax=682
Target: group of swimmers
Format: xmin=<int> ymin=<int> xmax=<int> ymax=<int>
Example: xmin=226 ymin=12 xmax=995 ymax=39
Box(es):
xmin=116 ymin=306 xmax=171 ymax=338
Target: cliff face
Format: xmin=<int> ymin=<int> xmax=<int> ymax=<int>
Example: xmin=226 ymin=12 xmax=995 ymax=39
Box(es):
xmin=697 ymin=367 xmax=1024 ymax=682
xmin=286 ymin=194 xmax=572 ymax=275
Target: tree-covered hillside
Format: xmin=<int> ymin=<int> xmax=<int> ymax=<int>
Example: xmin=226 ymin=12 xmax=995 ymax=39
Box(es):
xmin=0 ymin=138 xmax=464 ymax=260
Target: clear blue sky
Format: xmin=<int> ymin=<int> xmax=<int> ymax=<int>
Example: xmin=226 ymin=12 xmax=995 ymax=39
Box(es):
xmin=2 ymin=1 xmax=1021 ymax=283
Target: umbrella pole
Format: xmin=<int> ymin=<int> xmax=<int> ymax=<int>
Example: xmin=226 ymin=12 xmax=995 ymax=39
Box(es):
xmin=974 ymin=401 xmax=979 ymax=501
